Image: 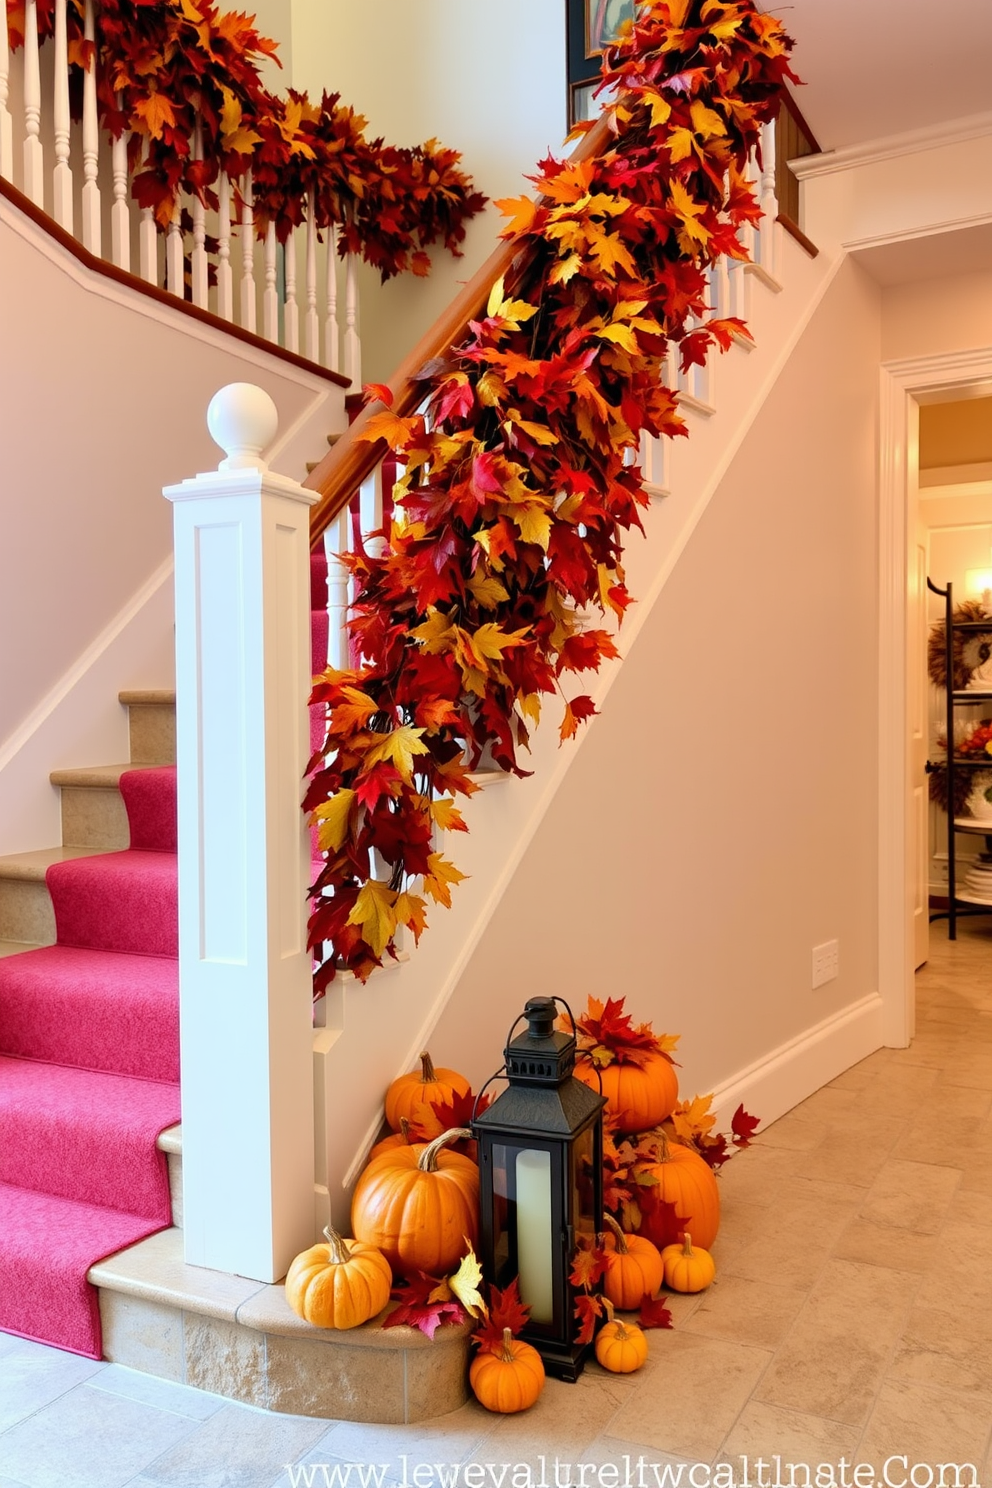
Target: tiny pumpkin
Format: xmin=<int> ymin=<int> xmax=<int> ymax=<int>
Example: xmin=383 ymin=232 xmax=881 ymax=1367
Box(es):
xmin=384 ymin=1051 xmax=471 ymax=1136
xmin=284 ymin=1227 xmax=392 ymax=1330
xmin=351 ymin=1127 xmax=479 ymax=1276
xmin=575 ymin=1049 xmax=678 ymax=1135
xmin=470 ymin=1327 xmax=545 ymax=1413
xmin=594 ymin=1298 xmax=649 ymax=1374
xmin=661 ymin=1232 xmax=716 ymax=1293
xmin=602 ymin=1214 xmax=664 ymax=1311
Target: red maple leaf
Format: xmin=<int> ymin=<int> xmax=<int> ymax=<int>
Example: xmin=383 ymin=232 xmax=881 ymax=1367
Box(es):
xmin=383 ymin=1271 xmax=467 ymax=1339
xmin=570 ymin=1236 xmax=609 ymax=1293
xmin=731 ymin=1104 xmax=760 ymax=1147
xmin=574 ymin=1291 xmax=604 ymax=1346
xmin=472 ymin=1278 xmax=531 ymax=1354
xmin=638 ymin=1293 xmax=673 ymax=1330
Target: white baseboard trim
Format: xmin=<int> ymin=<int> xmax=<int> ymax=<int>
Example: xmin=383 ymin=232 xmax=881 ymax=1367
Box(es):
xmin=709 ymin=993 xmax=884 ymax=1133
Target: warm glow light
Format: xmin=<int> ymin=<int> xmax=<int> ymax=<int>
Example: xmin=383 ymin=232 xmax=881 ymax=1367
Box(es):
xmin=965 ymin=567 xmax=992 ymax=596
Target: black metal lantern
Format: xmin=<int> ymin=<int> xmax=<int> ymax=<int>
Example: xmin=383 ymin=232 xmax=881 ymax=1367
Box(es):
xmin=471 ymin=996 xmax=606 ymax=1381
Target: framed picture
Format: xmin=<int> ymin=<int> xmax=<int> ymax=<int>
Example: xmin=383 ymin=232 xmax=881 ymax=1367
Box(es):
xmin=585 ymin=0 xmax=636 ymax=56
xmin=566 ymin=0 xmax=633 ymax=126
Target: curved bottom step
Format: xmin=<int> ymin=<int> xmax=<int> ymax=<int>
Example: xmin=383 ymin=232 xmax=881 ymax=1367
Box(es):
xmin=90 ymin=1227 xmax=472 ymax=1423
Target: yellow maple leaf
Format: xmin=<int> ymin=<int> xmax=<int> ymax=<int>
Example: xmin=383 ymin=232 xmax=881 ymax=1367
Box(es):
xmin=511 ymin=504 xmax=552 ymax=550
xmin=469 ymin=622 xmax=528 ymax=664
xmin=423 ymin=852 xmax=468 ymax=908
xmin=394 ymin=890 xmax=429 ymax=943
xmin=507 ymin=413 xmax=558 ymax=446
xmin=312 ymin=788 xmax=356 ymax=854
xmin=550 ymin=252 xmax=583 ymax=286
xmin=364 ymin=725 xmax=430 ymax=783
xmin=589 ymin=232 xmax=637 ymax=278
xmin=642 ymin=89 xmax=672 ymax=129
xmin=476 ymin=371 xmax=506 ymax=408
xmin=430 ymin=798 xmax=466 ymax=832
xmin=347 ymin=880 xmax=397 ymax=959
xmin=449 ymin=1245 xmax=486 ymax=1317
xmin=597 ymin=323 xmax=639 ymax=354
xmin=518 ymin=693 xmax=542 ymax=727
xmin=410 ymin=608 xmax=455 ymax=654
xmin=690 ymin=100 xmax=727 ymax=140
xmin=668 ymin=127 xmax=695 ymax=164
xmin=467 ymin=572 xmax=509 ymax=609
xmin=495 ymin=195 xmax=539 ymax=238
xmin=668 ymin=178 xmax=710 ymax=250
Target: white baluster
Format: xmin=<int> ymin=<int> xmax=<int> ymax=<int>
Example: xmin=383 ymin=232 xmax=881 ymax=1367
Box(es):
xmin=52 ymin=0 xmax=73 ymax=228
xmin=263 ymin=220 xmax=278 ymax=342
xmin=0 ymin=0 xmax=13 ymax=180
xmin=191 ymin=124 xmax=208 ymax=309
xmin=359 ymin=465 xmax=385 ymax=559
xmin=283 ymin=230 xmax=299 ymax=353
xmin=138 ymin=141 xmax=157 ymax=284
xmin=344 ymin=251 xmax=360 ymax=387
xmin=22 ymin=0 xmax=44 ymax=206
xmin=325 ymin=511 xmax=351 ymax=672
xmin=240 ymin=170 xmax=256 ymax=332
xmin=757 ymin=117 xmax=778 ymax=280
xmin=305 ymin=197 xmax=319 ymax=361
xmin=712 ymin=246 xmax=731 ymax=320
xmin=166 ymin=197 xmax=183 ymax=297
xmin=323 ymin=224 xmax=339 ymax=373
xmin=110 ymin=131 xmax=129 ymax=269
xmin=80 ymin=0 xmax=100 ymax=253
xmin=738 ymin=149 xmax=757 ymax=267
xmin=217 ymin=170 xmax=233 ymax=320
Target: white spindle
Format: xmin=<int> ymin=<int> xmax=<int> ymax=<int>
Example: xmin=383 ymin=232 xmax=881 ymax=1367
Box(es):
xmin=263 ymin=220 xmax=278 ymax=342
xmin=738 ymin=149 xmax=758 ymax=267
xmin=80 ymin=0 xmax=100 ymax=253
xmin=166 ymin=198 xmax=183 ymax=297
xmin=358 ymin=466 xmax=385 ymax=559
xmin=323 ymin=225 xmax=340 ymax=373
xmin=138 ymin=141 xmax=157 ymax=284
xmin=52 ymin=0 xmax=73 ymax=229
xmin=22 ymin=0 xmax=43 ymax=206
xmin=305 ymin=198 xmax=319 ymax=361
xmin=712 ymin=246 xmax=731 ymax=320
xmin=240 ymin=170 xmax=256 ymax=332
xmin=283 ymin=232 xmax=299 ymax=353
xmin=191 ymin=125 xmax=208 ymax=309
xmin=757 ymin=117 xmax=778 ymax=279
xmin=110 ymin=130 xmax=129 ymax=270
xmin=325 ymin=511 xmax=351 ymax=672
xmin=344 ymin=252 xmax=360 ymax=387
xmin=217 ymin=170 xmax=233 ymax=321
xmin=0 ymin=0 xmax=13 ymax=180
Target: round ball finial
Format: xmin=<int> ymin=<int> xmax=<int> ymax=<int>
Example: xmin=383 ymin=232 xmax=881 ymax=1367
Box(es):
xmin=207 ymin=383 xmax=279 ymax=472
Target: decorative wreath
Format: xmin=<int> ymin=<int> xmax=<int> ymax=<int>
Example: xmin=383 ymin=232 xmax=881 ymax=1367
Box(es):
xmin=930 ymin=718 xmax=992 ymax=816
xmin=928 ymin=600 xmax=992 ymax=690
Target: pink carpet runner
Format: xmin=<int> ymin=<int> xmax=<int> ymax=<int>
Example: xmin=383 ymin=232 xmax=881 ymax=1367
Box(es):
xmin=0 ymin=766 xmax=180 ymax=1358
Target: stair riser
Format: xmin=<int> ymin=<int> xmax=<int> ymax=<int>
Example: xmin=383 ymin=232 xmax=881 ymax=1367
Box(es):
xmin=0 ymin=880 xmax=54 ymax=946
xmin=60 ymin=786 xmax=130 ymax=851
xmin=168 ymin=1151 xmax=182 ymax=1229
xmin=128 ymin=703 xmax=176 ymax=767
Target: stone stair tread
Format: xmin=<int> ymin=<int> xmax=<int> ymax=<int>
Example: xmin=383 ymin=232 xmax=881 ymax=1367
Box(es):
xmin=157 ymin=1123 xmax=182 ymax=1154
xmin=50 ymin=762 xmax=134 ymax=789
xmin=0 ymin=845 xmax=100 ymax=882
xmin=119 ymin=689 xmax=176 ymax=705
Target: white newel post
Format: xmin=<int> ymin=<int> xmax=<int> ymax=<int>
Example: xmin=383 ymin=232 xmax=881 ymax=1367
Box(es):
xmin=164 ymin=383 xmax=317 ymax=1281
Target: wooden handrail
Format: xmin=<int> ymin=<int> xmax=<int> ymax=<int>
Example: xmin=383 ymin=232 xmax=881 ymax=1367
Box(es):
xmin=306 ymin=114 xmax=614 ymax=548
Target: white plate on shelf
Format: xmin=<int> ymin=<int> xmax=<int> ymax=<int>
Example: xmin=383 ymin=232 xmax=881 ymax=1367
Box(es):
xmin=955 ymin=890 xmax=992 ymax=906
xmin=953 ymin=817 xmax=992 ymax=833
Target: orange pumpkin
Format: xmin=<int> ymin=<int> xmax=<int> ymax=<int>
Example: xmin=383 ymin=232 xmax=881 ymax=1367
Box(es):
xmin=575 ymin=1050 xmax=678 ymax=1134
xmin=661 ymin=1232 xmax=716 ymax=1293
xmin=384 ymin=1051 xmax=471 ymax=1136
xmin=368 ymin=1116 xmax=415 ymax=1162
xmin=470 ymin=1328 xmax=545 ymax=1413
xmin=594 ymin=1299 xmax=648 ymax=1373
xmin=351 ymin=1127 xmax=479 ymax=1276
xmin=634 ymin=1132 xmax=720 ymax=1251
xmin=601 ymin=1214 xmax=664 ymax=1311
xmin=284 ymin=1227 xmax=392 ymax=1330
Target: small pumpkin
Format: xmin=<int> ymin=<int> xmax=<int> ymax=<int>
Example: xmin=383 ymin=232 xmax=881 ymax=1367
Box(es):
xmin=634 ymin=1131 xmax=720 ymax=1251
xmin=384 ymin=1051 xmax=471 ymax=1137
xmin=661 ymin=1232 xmax=716 ymax=1293
xmin=284 ymin=1227 xmax=392 ymax=1330
xmin=575 ymin=1049 xmax=678 ymax=1134
xmin=368 ymin=1116 xmax=415 ymax=1162
xmin=601 ymin=1214 xmax=664 ymax=1311
xmin=594 ymin=1298 xmax=649 ymax=1374
xmin=470 ymin=1327 xmax=545 ymax=1413
xmin=351 ymin=1127 xmax=479 ymax=1276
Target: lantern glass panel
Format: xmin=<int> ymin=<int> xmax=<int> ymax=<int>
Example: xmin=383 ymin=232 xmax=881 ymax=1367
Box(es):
xmin=490 ymin=1143 xmax=513 ymax=1287
xmin=572 ymin=1125 xmax=597 ymax=1247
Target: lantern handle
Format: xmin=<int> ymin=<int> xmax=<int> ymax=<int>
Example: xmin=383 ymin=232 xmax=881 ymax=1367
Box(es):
xmin=471 ymin=1066 xmax=507 ymax=1123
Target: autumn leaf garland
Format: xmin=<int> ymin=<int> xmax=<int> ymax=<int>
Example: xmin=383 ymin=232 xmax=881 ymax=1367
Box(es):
xmin=305 ymin=0 xmax=797 ymax=984
xmin=5 ymin=0 xmax=485 ymax=276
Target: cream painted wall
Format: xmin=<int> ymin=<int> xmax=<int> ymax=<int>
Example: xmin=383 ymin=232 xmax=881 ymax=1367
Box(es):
xmin=881 ymin=270 xmax=992 ymax=363
xmin=434 ymin=259 xmax=882 ymax=1105
xmin=287 ymin=0 xmax=568 ymax=382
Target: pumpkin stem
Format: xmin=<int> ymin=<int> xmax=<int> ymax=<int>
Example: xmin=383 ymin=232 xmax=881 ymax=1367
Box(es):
xmin=418 ymin=1127 xmax=472 ymax=1171
xmin=419 ymin=1050 xmax=437 ymax=1084
xmin=603 ymin=1214 xmax=629 ymax=1254
xmin=399 ymin=1116 xmax=411 ymax=1143
xmin=682 ymin=1233 xmax=693 ymax=1256
xmin=499 ymin=1326 xmax=516 ymax=1363
xmin=322 ymin=1226 xmax=351 ymax=1265
xmin=657 ymin=1128 xmax=672 ymax=1162
xmin=601 ymin=1297 xmax=616 ymax=1325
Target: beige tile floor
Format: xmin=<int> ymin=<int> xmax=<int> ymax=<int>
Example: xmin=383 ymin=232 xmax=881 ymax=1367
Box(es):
xmin=1 ymin=918 xmax=989 ymax=1488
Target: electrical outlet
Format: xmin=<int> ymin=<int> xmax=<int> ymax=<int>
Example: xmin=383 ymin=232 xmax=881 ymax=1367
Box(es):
xmin=811 ymin=939 xmax=839 ymax=990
